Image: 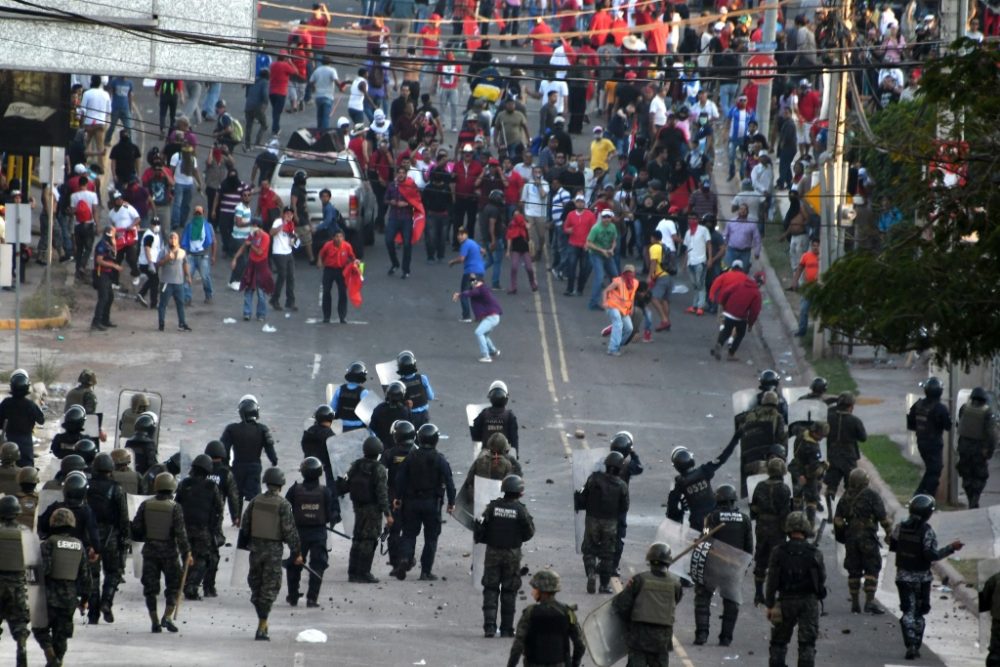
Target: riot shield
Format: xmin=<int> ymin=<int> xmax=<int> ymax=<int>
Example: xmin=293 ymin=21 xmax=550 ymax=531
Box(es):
xmin=354 ymin=392 xmax=382 ymax=427
xmin=177 ymin=440 xmax=201 ymax=481
xmin=471 ymin=476 xmax=503 ymax=588
xmin=573 ymin=449 xmax=609 ymax=554
xmin=782 ymin=386 xmax=810 ymax=404
xmin=582 ymin=596 xmax=627 ymax=667
xmin=325 ymin=383 xmax=334 ymax=405
xmin=453 ymin=482 xmax=476 ymax=531
xmin=114 ymin=389 xmax=163 ymax=444
xmin=84 ymin=413 xmax=104 ymax=440
xmin=229 ymin=543 xmax=250 ymax=587
xmin=732 ymin=389 xmax=757 ymax=417
xmin=467 ymin=403 xmax=489 ymax=459
xmin=36 ymin=489 xmax=63 ymax=530
xmin=127 ymin=494 xmax=154 ymax=578
xmin=22 ymin=529 xmax=48 ymax=628
xmin=979 ymin=559 xmax=1000 ymax=653
xmin=789 ymin=399 xmax=830 ymax=458
xmin=747 ymin=473 xmax=793 ymax=502
xmin=327 ymin=431 xmax=368 ymax=533
xmin=655 ymin=518 xmax=752 ymax=602
xmin=375 ymin=361 xmax=396 ymax=392
xmin=927 ymin=505 xmax=1000 ymax=559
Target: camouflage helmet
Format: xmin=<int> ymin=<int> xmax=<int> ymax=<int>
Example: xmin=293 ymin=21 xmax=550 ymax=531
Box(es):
xmin=0 ymin=442 xmax=20 ymax=464
xmin=154 ymin=472 xmax=178 ymax=493
xmin=130 ymin=393 xmax=151 ymax=411
xmin=111 ymin=448 xmax=132 ymax=466
xmin=646 ymin=542 xmax=672 ymax=566
xmin=363 ymin=436 xmax=384 ymax=459
xmin=0 ymin=495 xmax=21 ymax=520
xmin=761 ymin=391 xmax=779 ymax=407
xmin=50 ymin=507 xmax=77 ymax=529
xmin=848 ymin=468 xmax=869 ymax=491
xmin=501 ymin=474 xmax=524 ymax=495
xmin=808 ymin=421 xmax=829 ymax=437
xmin=191 ymin=454 xmax=214 ymax=475
xmin=486 ymin=433 xmax=510 ymax=455
xmin=529 ymin=569 xmax=561 ymax=593
xmin=93 ymin=452 xmax=114 ymax=474
xmin=16 ymin=467 xmax=39 ymax=485
xmin=784 ymin=511 xmax=814 ymax=536
xmin=263 ymin=467 xmax=286 ymax=487
xmin=837 ymin=392 xmax=855 ymax=408
xmin=767 ymin=457 xmax=787 ymax=478
xmin=77 ymin=368 xmax=97 ymax=386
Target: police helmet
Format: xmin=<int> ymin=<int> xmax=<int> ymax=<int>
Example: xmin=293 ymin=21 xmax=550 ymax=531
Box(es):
xmin=60 ymin=455 xmax=86 ymax=476
xmin=645 ymin=542 xmax=672 ymax=566
xmin=837 ymin=392 xmax=856 ymax=408
xmin=205 ymin=440 xmax=226 ymax=459
xmin=111 ymin=448 xmax=132 ymax=466
xmin=293 ymin=169 xmax=307 ymax=185
xmin=767 ymin=457 xmax=787 ymax=478
xmin=759 ymin=369 xmax=780 ymax=390
xmin=9 ymin=369 xmax=29 ymax=396
xmin=848 ymin=468 xmax=869 ymax=491
xmin=238 ymin=395 xmax=260 ymax=422
xmin=761 ymin=391 xmax=779 ymax=407
xmin=501 ymin=474 xmax=524 ymax=496
xmin=715 ymin=484 xmax=737 ymax=506
xmin=488 ymin=380 xmax=508 ymax=407
xmin=191 ymin=454 xmax=214 ymax=475
xmin=154 ymin=472 xmax=178 ymax=493
xmin=0 ymin=495 xmax=21 ymax=520
xmin=63 ymin=472 xmax=89 ymax=505
xmin=700 ymin=213 xmax=716 ymax=226
xmin=63 ymin=404 xmax=87 ymax=431
xmin=808 ymin=421 xmax=829 ymax=437
xmin=908 ymin=494 xmax=935 ymax=521
xmin=50 ymin=507 xmax=76 ymax=529
xmin=263 ymin=466 xmax=286 ymax=488
xmin=922 ymin=376 xmax=943 ymax=399
xmin=488 ymin=189 xmax=504 ymax=205
xmin=300 ymin=457 xmax=323 ymax=480
xmin=604 ymin=451 xmax=625 ymax=472
xmin=130 ymin=393 xmax=151 ymax=412
xmin=363 ymin=436 xmax=384 ymax=459
xmin=610 ymin=431 xmax=634 ymax=456
xmin=345 ymin=361 xmax=368 ymax=383
xmin=390 ymin=421 xmax=415 ymax=448
xmin=784 ymin=511 xmax=814 ymax=536
xmin=396 ymin=350 xmax=418 ymax=375
xmin=16 ymin=467 xmax=39 ymax=485
xmin=75 ymin=439 xmax=97 ymax=464
xmin=93 ymin=452 xmax=114 ymax=474
xmin=166 ymin=453 xmax=181 ymax=476
xmin=134 ymin=411 xmax=158 ymax=436
xmin=529 ymin=569 xmax=561 ymax=592
xmin=487 ymin=433 xmax=510 ymax=455
xmin=0 ymin=442 xmax=20 ymax=464
xmin=417 ymin=423 xmax=440 ymax=448
xmin=767 ymin=444 xmax=787 ymax=461
xmin=809 ymin=377 xmax=828 ymax=395
xmin=312 ymin=404 xmax=335 ymax=424
xmin=671 ymin=447 xmax=695 ymax=473
xmin=386 ymin=381 xmax=406 ymax=405
xmin=77 ymin=369 xmax=97 ymax=386
xmin=971 ymin=387 xmax=988 ymax=403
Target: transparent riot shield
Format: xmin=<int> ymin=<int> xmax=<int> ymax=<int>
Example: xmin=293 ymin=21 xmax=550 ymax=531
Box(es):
xmin=84 ymin=413 xmax=104 ymax=441
xmin=355 ymin=392 xmax=382 ymax=428
xmin=655 ymin=518 xmax=752 ymax=602
xmin=747 ymin=473 xmax=793 ymax=503
xmin=573 ymin=449 xmax=609 ymax=554
xmin=732 ymin=389 xmax=758 ymax=417
xmin=582 ymin=596 xmax=627 ymax=667
xmin=789 ymin=399 xmax=830 ymax=458
xmin=927 ymin=505 xmax=1000 ymax=559
xmin=114 ymin=389 xmax=163 ymax=444
xmin=467 ymin=403 xmax=489 ymax=459
xmin=471 ymin=476 xmax=503 ymax=588
xmin=127 ymin=494 xmax=154 ymax=578
xmin=325 ymin=383 xmax=334 ymax=405
xmin=375 ymin=361 xmax=396 ymax=392
xmin=782 ymin=386 xmax=810 ymax=404
xmin=22 ymin=529 xmax=48 ymax=628
xmin=36 ymin=489 xmax=63 ymax=530
xmin=177 ymin=440 xmax=201 ymax=481
xmin=327 ymin=431 xmax=369 ymax=533
xmin=229 ymin=542 xmax=250 ymax=587
xmin=453 ymin=482 xmax=476 ymax=531
xmin=979 ymin=559 xmax=1000 ymax=654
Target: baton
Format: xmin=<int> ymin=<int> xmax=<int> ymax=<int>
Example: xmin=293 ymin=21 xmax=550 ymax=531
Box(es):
xmin=326 ymin=526 xmax=353 ymax=541
xmin=173 ymin=559 xmax=191 ymax=620
xmin=302 ymin=562 xmax=324 ymax=581
xmin=668 ymin=524 xmax=723 ymax=565
xmin=813 ymin=519 xmax=828 ymax=546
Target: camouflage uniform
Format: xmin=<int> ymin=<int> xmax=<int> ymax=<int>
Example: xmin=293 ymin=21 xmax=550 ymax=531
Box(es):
xmin=750 ymin=478 xmax=791 ymax=599
xmin=737 ymin=405 xmax=787 ymax=496
xmin=37 ymin=532 xmax=91 ymax=664
xmin=789 ymin=432 xmax=826 ymax=527
xmin=578 ymin=471 xmax=629 ymax=591
xmin=834 ymin=477 xmax=890 ymax=612
xmin=345 ymin=457 xmax=391 ymax=581
xmin=0 ymin=519 xmax=30 ymax=664
xmin=475 ymin=496 xmax=535 ymax=636
xmin=612 ymin=570 xmax=683 ymax=667
xmin=64 ymin=385 xmax=97 ymax=415
xmin=239 ymin=489 xmax=301 ymax=620
xmin=507 ymin=598 xmax=585 ymax=667
xmin=765 ymin=535 xmax=826 ymax=667
xmin=130 ymin=494 xmax=190 ymax=620
xmin=823 ymin=407 xmax=867 ymax=497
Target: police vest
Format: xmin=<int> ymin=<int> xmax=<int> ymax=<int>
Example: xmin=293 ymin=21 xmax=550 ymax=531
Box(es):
xmin=406 ymin=449 xmax=441 ymax=498
xmin=65 ymin=387 xmax=91 ymax=410
xmin=776 ymin=539 xmax=820 ymax=596
xmin=585 ymin=473 xmax=625 ymax=520
xmin=753 ymin=481 xmax=788 ymax=519
xmin=484 ymin=499 xmax=522 ymax=549
xmin=251 ymin=494 xmax=282 ymax=541
xmin=86 ymin=477 xmax=120 ymax=526
xmin=741 ymin=411 xmax=780 ymax=461
xmin=335 ymin=385 xmax=363 ymax=421
xmin=482 ymin=408 xmax=509 ymax=438
xmin=349 ymin=460 xmax=377 ymax=506
xmin=710 ymin=510 xmax=749 ymax=550
xmin=290 ymin=483 xmax=327 ymax=527
xmin=383 ymin=445 xmax=412 ymax=495
xmin=0 ymin=525 xmax=24 ymax=573
xmin=524 ymin=603 xmax=571 ymax=664
xmin=144 ymin=499 xmax=174 ymax=542
xmin=301 ymin=426 xmax=329 ymax=462
xmin=208 ymin=463 xmax=233 ymax=493
xmin=472 ymin=452 xmax=513 ymax=480
xmin=677 ymin=468 xmax=715 ymax=516
xmin=631 ymin=571 xmax=678 ymax=626
xmin=177 ymin=478 xmax=217 ymax=528
xmin=15 ymin=493 xmax=38 ymax=530
xmin=959 ymin=404 xmax=990 ymax=441
xmin=895 ymin=521 xmax=931 ymax=573
xmin=403 ymin=375 xmax=428 ymax=410
xmin=912 ymin=400 xmax=936 ymax=439
xmin=47 ymin=535 xmax=83 ymax=581
xmin=112 ymin=470 xmax=140 ymax=495
xmin=0 ymin=466 xmax=19 ymax=496
xmin=228 ymin=422 xmax=268 ymax=464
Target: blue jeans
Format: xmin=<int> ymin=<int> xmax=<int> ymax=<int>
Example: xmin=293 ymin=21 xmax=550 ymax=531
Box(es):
xmin=171 ymin=184 xmax=193 ymax=230
xmin=588 ymin=252 xmax=618 ymax=308
xmin=607 ymin=308 xmax=633 ymax=353
xmin=728 ymin=138 xmax=740 ymax=177
xmin=459 ymin=273 xmax=473 ymax=319
xmin=243 ymin=288 xmax=268 ymax=319
xmin=316 ymin=96 xmax=333 ymax=130
xmin=719 ymin=83 xmax=737 ymax=120
xmin=201 ymin=82 xmax=222 ymax=118
xmin=483 ymin=239 xmax=505 ymax=287
xmin=348 ymin=108 xmax=366 ymax=124
xmin=797 ymin=295 xmax=810 ymax=336
xmin=474 ymin=314 xmax=500 ymax=357
xmin=725 ymin=247 xmax=751 ymax=271
xmin=552 ymin=225 xmax=568 ymax=270
xmin=269 ymin=93 xmax=286 ymax=134
xmin=184 ymin=253 xmax=213 ymax=301
xmin=105 ymin=108 xmax=132 ymax=143
xmin=158 ymin=283 xmax=187 ymax=327
xmin=563 ymin=245 xmax=590 ymax=294
xmin=385 ymin=215 xmax=413 ymax=273
xmin=688 ymin=262 xmax=707 ymax=309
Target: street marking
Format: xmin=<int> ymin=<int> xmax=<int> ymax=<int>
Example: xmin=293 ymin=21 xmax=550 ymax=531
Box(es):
xmin=532 ymin=275 xmax=570 ymax=456
xmin=293 ymin=652 xmax=305 ymax=667
xmin=542 ymin=258 xmax=570 ymax=383
xmin=311 ymin=353 xmax=321 ymax=380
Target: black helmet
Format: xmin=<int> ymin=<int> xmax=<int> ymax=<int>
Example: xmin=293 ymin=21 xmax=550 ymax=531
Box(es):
xmin=700 ymin=213 xmax=716 ymax=226
xmin=501 ymin=474 xmax=524 ymax=495
xmin=9 ymin=369 xmax=29 ymax=396
xmin=386 ymin=381 xmax=406 ymax=405
xmin=63 ymin=404 xmax=86 ymax=431
xmin=488 ymin=189 xmax=504 ymax=204
xmin=191 ymin=454 xmax=214 ymax=475
xmin=767 ymin=443 xmax=787 ymax=460
xmin=93 ymin=452 xmax=114 ymax=474
xmin=908 ymin=494 xmax=935 ymax=521
xmin=0 ymin=495 xmax=20 ymax=520
xmin=610 ymin=431 xmax=634 ymax=455
xmin=63 ymin=472 xmax=89 ymax=505
xmin=604 ymin=451 xmax=625 ymax=472
xmin=238 ymin=394 xmax=260 ymax=422
xmin=300 ymin=457 xmax=323 ymax=480
xmin=922 ymin=376 xmax=943 ymax=399
xmin=314 ymin=404 xmax=335 ymax=423
xmin=392 ymin=420 xmax=416 ymax=445
xmin=0 ymin=442 xmax=19 ymax=464
xmin=345 ymin=361 xmax=368 ymax=383
xmin=488 ymin=380 xmax=508 ymax=407
xmin=715 ymin=484 xmax=737 ymax=506
xmin=671 ymin=447 xmax=695 ymax=473
xmin=165 ymin=452 xmax=181 ymax=476
xmin=205 ymin=440 xmax=226 ymax=459
xmin=809 ymin=377 xmax=828 ymax=394
xmin=263 ymin=466 xmax=286 ymax=487
xmin=759 ymin=369 xmax=780 ymax=390
xmin=971 ymin=387 xmax=988 ymax=402
xmin=363 ymin=436 xmax=384 ymax=459
xmin=75 ymin=439 xmax=97 ymax=464
xmin=396 ymin=350 xmax=417 ymax=375
xmin=646 ymin=542 xmax=672 ymax=566
xmin=134 ymin=411 xmax=158 ymax=436
xmin=417 ymin=423 xmax=440 ymax=448
xmin=60 ymin=455 xmax=86 ymax=476
xmin=293 ymin=169 xmax=307 ymax=185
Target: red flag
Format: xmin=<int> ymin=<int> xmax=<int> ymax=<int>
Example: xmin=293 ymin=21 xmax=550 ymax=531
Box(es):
xmin=345 ymin=262 xmax=363 ymax=307
xmin=395 ymin=177 xmax=426 ymax=244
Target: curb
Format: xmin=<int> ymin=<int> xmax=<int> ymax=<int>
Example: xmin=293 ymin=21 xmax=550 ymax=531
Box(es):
xmin=0 ymin=306 xmax=71 ymax=330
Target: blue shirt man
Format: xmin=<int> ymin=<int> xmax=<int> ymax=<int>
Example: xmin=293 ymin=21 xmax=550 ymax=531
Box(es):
xmin=330 ymin=383 xmax=370 ymax=432
xmin=448 ymin=226 xmax=484 ymax=322
xmin=106 ymin=76 xmax=134 ymax=141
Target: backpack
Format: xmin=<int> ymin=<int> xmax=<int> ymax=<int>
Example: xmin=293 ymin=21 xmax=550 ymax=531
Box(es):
xmin=349 ymin=461 xmax=376 ymax=504
xmin=658 ymin=243 xmax=678 ymax=275
xmin=227 ymin=115 xmax=245 ymax=143
xmin=74 ymin=197 xmax=93 ymax=223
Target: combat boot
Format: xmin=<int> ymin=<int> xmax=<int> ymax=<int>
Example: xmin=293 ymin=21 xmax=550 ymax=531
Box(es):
xmin=43 ymin=645 xmax=59 ymax=667
xmin=161 ymin=609 xmax=179 ymax=632
xmin=286 ymin=593 xmax=299 ymax=606
xmin=101 ymin=601 xmax=115 ymax=623
xmin=147 ymin=598 xmax=161 ymax=633
xmin=203 ymin=587 xmax=218 ymax=598
xmin=719 ymin=599 xmax=739 ymax=646
xmin=850 ymin=593 xmax=861 ymax=614
xmin=307 ymin=576 xmax=323 ymax=604
xmin=484 ymin=624 xmax=497 ymax=638
xmin=306 ymin=599 xmax=320 ymax=608
xmin=255 ymin=619 xmax=270 ymax=641
xmin=184 ymin=589 xmax=202 ymax=601
xmin=598 ymin=575 xmax=612 ymax=594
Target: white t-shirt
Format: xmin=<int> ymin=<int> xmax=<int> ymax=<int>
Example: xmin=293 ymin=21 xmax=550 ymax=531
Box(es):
xmin=169 ymin=152 xmax=198 ymax=187
xmin=270 ymin=219 xmax=295 ymax=255
xmin=549 ymin=47 xmax=569 ymax=79
xmin=233 ymin=202 xmax=252 ymax=240
xmin=685 ymin=224 xmax=711 ymax=265
xmin=649 ymin=95 xmax=668 ymax=127
xmin=108 ymin=202 xmax=140 ymax=230
xmin=69 ymin=190 xmax=99 ymax=223
xmin=693 ymin=99 xmax=720 ymax=122
xmin=655 ymin=218 xmax=679 ymax=252
xmin=138 ymin=228 xmax=162 ymax=266
xmin=349 ymin=78 xmax=367 ymax=111
xmin=513 ymin=163 xmax=534 ymax=182
xmin=79 ymin=88 xmax=111 ymax=127
xmin=310 ymin=65 xmax=340 ymax=100
xmin=539 ymin=80 xmax=568 ymax=114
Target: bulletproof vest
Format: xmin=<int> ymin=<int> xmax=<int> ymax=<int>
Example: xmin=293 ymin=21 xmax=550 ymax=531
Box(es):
xmin=86 ymin=477 xmax=119 ymax=526
xmin=678 ymin=467 xmax=715 ymax=516
xmin=301 ymin=425 xmax=330 ymax=461
xmin=482 ymin=408 xmax=510 ymax=439
xmin=959 ymin=404 xmax=990 ymax=441
xmin=912 ymin=400 xmax=936 ymax=439
xmin=895 ymin=520 xmax=931 ymax=573
xmin=585 ymin=473 xmax=626 ymax=520
xmin=754 ymin=480 xmax=788 ymax=517
xmin=144 ymin=499 xmax=175 ymax=542
xmin=15 ymin=492 xmax=38 ymax=530
xmin=524 ymin=602 xmax=570 ymax=664
xmin=125 ymin=435 xmax=155 ymax=473
xmin=112 ymin=469 xmax=140 ymax=495
xmin=630 ymin=572 xmax=678 ymax=626
xmin=290 ymin=482 xmax=327 ymax=527
xmin=0 ymin=525 xmax=24 ymax=572
xmin=741 ymin=410 xmax=780 ymax=462
xmin=177 ymin=478 xmax=217 ymax=528
xmin=406 ymin=449 xmax=441 ymax=498
xmin=65 ymin=386 xmax=90 ymax=410
xmin=472 ymin=452 xmax=513 ymax=480
xmin=403 ymin=375 xmax=428 ymax=409
xmin=228 ymin=422 xmax=267 ymax=463
xmin=0 ymin=466 xmax=19 ymax=496
xmin=251 ymin=494 xmax=282 ymax=541
xmin=349 ymin=460 xmax=377 ymax=505
xmin=47 ymin=535 xmax=84 ymax=581
xmin=208 ymin=462 xmax=233 ymax=492
xmin=842 ymin=490 xmax=877 ymax=537
xmin=383 ymin=444 xmax=413 ymax=495
xmin=484 ymin=499 xmax=523 ymax=549
xmin=335 ymin=384 xmax=363 ymax=421
xmin=777 ymin=539 xmax=819 ymax=596
xmin=710 ymin=509 xmax=748 ymax=550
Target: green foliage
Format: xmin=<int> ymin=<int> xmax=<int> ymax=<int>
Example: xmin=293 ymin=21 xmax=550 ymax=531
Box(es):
xmin=856 ymin=101 xmax=934 ymax=216
xmin=808 ymin=356 xmax=858 ymax=394
xmin=860 ymin=435 xmax=923 ymax=504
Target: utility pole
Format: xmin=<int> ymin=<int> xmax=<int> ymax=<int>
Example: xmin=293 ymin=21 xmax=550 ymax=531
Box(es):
xmin=754 ymin=0 xmax=780 ymax=139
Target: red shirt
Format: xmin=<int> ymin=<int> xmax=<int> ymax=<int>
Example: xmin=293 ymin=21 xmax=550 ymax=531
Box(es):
xmin=798 ymin=250 xmax=820 ymax=283
xmin=248 ymin=229 xmax=271 ymax=263
xmin=257 ymin=188 xmax=281 ymax=217
xmin=453 ymin=159 xmax=483 ymax=197
xmin=503 ymin=170 xmax=524 ymax=206
xmin=799 ymin=90 xmax=821 ymax=122
xmin=563 ymin=209 xmax=596 ymax=248
xmin=420 ymin=25 xmax=440 ymax=57
xmin=743 ymin=82 xmax=759 ymax=114
xmin=319 ymin=239 xmax=356 ymax=269
xmin=348 ymin=135 xmax=368 ymax=171
xmin=530 ymin=23 xmax=554 ymax=55
xmin=589 ymin=10 xmax=612 ymax=47
xmin=369 ymin=148 xmax=392 ymax=183
xmin=307 ymin=16 xmax=329 ymax=50
xmin=268 ymin=60 xmax=298 ymax=96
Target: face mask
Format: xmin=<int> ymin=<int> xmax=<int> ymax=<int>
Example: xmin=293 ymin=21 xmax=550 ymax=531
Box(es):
xmin=152 ymin=225 xmax=161 ymax=233
xmin=568 ymin=163 xmax=578 ymax=171
xmin=699 ymin=118 xmax=707 ymax=125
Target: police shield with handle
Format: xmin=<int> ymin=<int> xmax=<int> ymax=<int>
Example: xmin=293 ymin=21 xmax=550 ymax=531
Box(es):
xmin=471 ymin=381 xmax=520 ymax=456
xmin=284 ymin=457 xmax=340 ymax=607
xmin=956 ymin=387 xmax=998 ymax=509
xmin=666 ymin=430 xmax=740 ymax=531
xmin=471 ymin=475 xmax=503 ymax=592
xmin=506 ymin=569 xmax=586 ymax=667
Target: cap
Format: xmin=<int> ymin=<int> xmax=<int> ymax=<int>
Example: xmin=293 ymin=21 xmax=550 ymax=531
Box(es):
xmin=112 ymin=190 xmax=123 ymax=199
xmin=600 ymin=209 xmax=614 ymax=217
xmin=475 ymin=135 xmax=485 ymax=143
xmin=487 ymin=157 xmax=499 ymax=166
xmin=574 ymin=194 xmax=586 ymax=202
xmin=714 ymin=21 xmax=725 ymax=30
xmin=373 ymin=109 xmax=386 ymax=121
xmin=462 ymin=143 xmax=473 ymax=152
xmin=758 ymin=149 xmax=768 ymax=157
xmin=623 ymin=263 xmax=636 ymax=273
xmin=731 ymin=259 xmax=744 ymax=268
xmin=337 ymin=116 xmax=350 ymax=128
xmin=554 ymin=115 xmax=566 ymax=124
xmin=215 ymin=99 xmax=226 ymax=108
xmin=799 ymin=78 xmax=812 ymax=87
xmin=592 ymin=126 xmax=604 ymax=134
xmin=74 ymin=163 xmax=87 ymax=174
xmin=624 ymin=71 xmax=637 ymax=80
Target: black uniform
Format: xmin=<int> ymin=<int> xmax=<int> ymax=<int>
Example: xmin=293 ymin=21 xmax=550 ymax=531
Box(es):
xmin=300 ymin=424 xmax=336 ymax=489
xmin=220 ymin=421 xmax=278 ymax=501
xmin=381 ymin=441 xmax=415 ymax=568
xmin=203 ymin=460 xmax=240 ymax=594
xmin=0 ymin=395 xmax=45 ymax=467
xmin=696 ymin=506 xmax=753 ymax=645
xmin=124 ymin=433 xmax=158 ymax=475
xmin=370 ymin=402 xmax=412 ymax=450
xmin=395 ymin=447 xmax=456 ymax=576
xmin=956 ymin=402 xmax=996 ymax=509
xmin=399 ymin=373 xmax=432 ymax=428
xmin=666 ymin=434 xmax=739 ymax=530
xmin=175 ymin=476 xmax=224 ymax=598
xmin=577 ymin=471 xmax=629 ymax=587
xmin=471 ymin=406 xmax=520 ymax=454
xmin=84 ymin=474 xmax=129 ymax=622
xmin=284 ymin=480 xmax=340 ymax=604
xmin=765 ymin=537 xmax=826 ymax=667
xmin=906 ymin=397 xmax=952 ymax=497
xmin=612 ymin=453 xmax=644 ymax=573
xmin=475 ymin=496 xmax=535 ymax=636
xmin=50 ymin=429 xmax=99 ymax=461
xmin=750 ymin=479 xmax=792 ymax=589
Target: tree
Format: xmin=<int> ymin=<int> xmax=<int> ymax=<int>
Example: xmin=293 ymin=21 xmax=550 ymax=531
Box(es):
xmin=808 ymin=43 xmax=1000 ymax=368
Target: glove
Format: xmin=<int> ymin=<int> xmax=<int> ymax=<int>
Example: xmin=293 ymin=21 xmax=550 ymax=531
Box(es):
xmin=767 ymin=606 xmax=782 ymax=625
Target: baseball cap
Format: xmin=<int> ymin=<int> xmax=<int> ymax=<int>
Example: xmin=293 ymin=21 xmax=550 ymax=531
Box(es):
xmin=487 ymin=157 xmax=499 ymax=166
xmin=623 ymin=263 xmax=636 ymax=273
xmin=337 ymin=116 xmax=350 ymax=128
xmin=73 ymin=163 xmax=87 ymax=175
xmin=373 ymin=109 xmax=386 ymax=121
xmin=600 ymin=209 xmax=614 ymax=217
xmin=593 ymin=126 xmax=604 ymax=134
xmin=731 ymin=259 xmax=744 ymax=268
xmin=111 ymin=190 xmax=123 ymax=199
xmin=462 ymin=144 xmax=473 ymax=153
xmin=574 ymin=194 xmax=586 ymax=202
xmin=554 ymin=116 xmax=566 ymax=124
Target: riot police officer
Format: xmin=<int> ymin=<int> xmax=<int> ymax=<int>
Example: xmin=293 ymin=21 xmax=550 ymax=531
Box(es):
xmin=14 ymin=467 xmax=39 ymax=530
xmin=0 ymin=442 xmax=21 ymax=496
xmin=141 ymin=453 xmax=181 ymax=493
xmin=824 ymin=392 xmax=868 ymax=516
xmin=394 ymin=423 xmax=456 ymax=581
xmin=0 ymin=369 xmax=44 ymax=467
xmin=75 ymin=438 xmax=98 ymax=476
xmin=889 ymin=494 xmax=963 ymax=660
xmin=577 ymin=452 xmax=629 ymax=594
xmin=757 ymin=369 xmax=789 ymax=422
xmin=765 ymin=511 xmax=827 ymax=667
xmin=285 ymin=457 xmax=340 ymax=606
xmin=471 ymin=381 xmax=520 ymax=454
xmin=118 ymin=392 xmax=151 ymax=440
xmin=175 ymin=455 xmax=224 ymax=601
xmin=346 ymin=437 xmax=392 ymax=583
xmin=130 ymin=473 xmax=192 ymax=633
xmin=221 ymin=395 xmax=278 ymax=502
xmin=802 ymin=377 xmax=830 ymax=402
xmin=124 ymin=411 xmax=159 ymax=475
xmin=370 ymin=382 xmax=413 ymax=449
xmin=85 ymin=452 xmax=129 ymax=624
xmin=301 ymin=405 xmax=338 ymax=489
xmin=111 ymin=447 xmax=145 ymax=494
xmin=396 ymin=350 xmax=435 ymax=428
xmin=750 ymin=458 xmax=792 ymax=606
xmin=238 ymin=467 xmax=302 ymax=641
xmin=65 ymin=369 xmax=98 ymax=415
xmin=737 ymin=391 xmax=787 ymax=497
xmin=611 ymin=542 xmax=683 ymax=665
xmin=790 ymin=421 xmax=828 ymax=528
xmin=203 ymin=440 xmax=240 ymax=597
xmin=38 ymin=472 xmax=100 ymax=556
xmin=956 ymin=386 xmax=997 ymax=509
xmin=475 ymin=474 xmax=535 ymax=637
xmin=38 ymin=507 xmax=90 ymax=667
xmin=609 ymin=431 xmax=643 ymax=575
xmin=40 ymin=455 xmax=88 ymax=491
xmin=462 ymin=433 xmax=523 ymax=497
xmin=666 ymin=432 xmax=740 ymax=530
xmin=906 ymin=377 xmax=952 ymax=497
xmin=381 ymin=420 xmax=417 ymax=570
xmin=0 ymin=495 xmax=31 ymax=665
xmin=50 ymin=405 xmax=98 ymax=460
xmin=834 ymin=468 xmax=891 ymax=614
xmin=331 ymin=362 xmax=370 ymax=432
xmin=507 ymin=569 xmax=586 ymax=667
xmin=696 ymin=485 xmax=753 ymax=646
